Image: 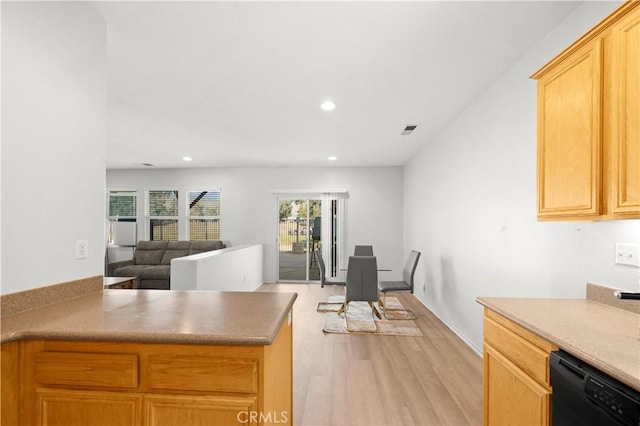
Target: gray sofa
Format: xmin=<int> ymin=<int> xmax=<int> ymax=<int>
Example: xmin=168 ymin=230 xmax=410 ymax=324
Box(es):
xmin=108 ymin=240 xmax=225 ymax=290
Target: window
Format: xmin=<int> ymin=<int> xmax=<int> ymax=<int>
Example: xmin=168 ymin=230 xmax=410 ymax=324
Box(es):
xmin=189 ymin=190 xmax=220 ymax=240
xmin=107 ymin=191 xmax=137 ymax=245
xmin=107 ymin=188 xmax=222 ymax=241
xmin=148 ymin=190 xmax=179 ymax=240
xmin=108 ymin=190 xmax=137 ymax=219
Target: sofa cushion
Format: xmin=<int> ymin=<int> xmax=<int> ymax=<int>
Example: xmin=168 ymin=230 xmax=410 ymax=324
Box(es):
xmin=138 ymin=265 xmax=170 ymax=280
xmin=161 ymin=249 xmax=190 ymax=265
xmin=160 ymin=241 xmax=192 ymax=265
xmin=134 ymin=241 xmax=168 ymax=265
xmin=188 ymin=240 xmax=224 ymax=255
xmin=114 ymin=265 xmax=148 ymax=277
xmin=167 ymin=241 xmax=193 ymax=250
xmin=135 ymin=249 xmax=164 ymax=265
xmin=136 ymin=241 xmax=169 ymax=250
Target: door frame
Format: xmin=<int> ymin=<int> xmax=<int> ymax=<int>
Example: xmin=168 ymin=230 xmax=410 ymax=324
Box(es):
xmin=273 ymin=190 xmax=347 ymax=283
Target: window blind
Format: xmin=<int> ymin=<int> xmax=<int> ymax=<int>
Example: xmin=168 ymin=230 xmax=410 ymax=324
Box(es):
xmin=189 ymin=191 xmax=220 ymax=216
xmin=148 ymin=190 xmax=179 ymax=240
xmin=189 ymin=190 xmax=221 ymax=240
xmin=148 ymin=190 xmax=178 ymax=217
xmin=108 ymin=191 xmax=137 ymax=218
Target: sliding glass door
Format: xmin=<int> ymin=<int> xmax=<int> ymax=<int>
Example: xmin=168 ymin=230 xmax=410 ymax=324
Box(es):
xmin=277 ymin=198 xmax=321 ymax=282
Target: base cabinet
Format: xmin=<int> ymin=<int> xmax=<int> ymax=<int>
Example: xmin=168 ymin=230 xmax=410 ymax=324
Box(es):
xmin=13 ymin=316 xmax=292 ymax=426
xmin=482 ymin=309 xmax=557 ymax=426
xmin=33 ymin=382 xmax=263 ymax=426
xmin=484 ymin=346 xmax=550 ymax=426
xmin=37 ymin=389 xmax=142 ymax=426
xmin=1 ymin=341 xmax=20 ymax=426
xmin=144 ymin=394 xmax=258 ymax=426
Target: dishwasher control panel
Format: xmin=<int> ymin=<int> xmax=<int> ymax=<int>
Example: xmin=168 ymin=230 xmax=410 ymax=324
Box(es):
xmin=551 ymin=350 xmax=640 ymax=426
xmin=585 ymin=376 xmax=640 ymax=425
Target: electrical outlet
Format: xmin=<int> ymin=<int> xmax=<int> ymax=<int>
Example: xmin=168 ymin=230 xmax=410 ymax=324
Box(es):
xmin=615 ymin=243 xmax=639 ymax=267
xmin=75 ymin=240 xmax=88 ymax=259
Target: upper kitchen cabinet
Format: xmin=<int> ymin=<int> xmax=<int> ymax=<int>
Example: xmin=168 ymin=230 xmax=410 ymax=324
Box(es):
xmin=532 ymin=1 xmax=640 ymax=221
xmin=610 ymin=9 xmax=640 ymax=216
xmin=535 ymin=39 xmax=602 ymax=219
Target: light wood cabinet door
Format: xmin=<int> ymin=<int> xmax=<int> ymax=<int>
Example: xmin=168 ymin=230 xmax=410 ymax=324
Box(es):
xmin=21 ymin=316 xmax=293 ymax=426
xmin=36 ymin=388 xmax=142 ymax=426
xmin=611 ymin=11 xmax=640 ymax=215
xmin=536 ymin=39 xmax=603 ymax=219
xmin=483 ymin=345 xmax=550 ymax=426
xmin=144 ymin=394 xmax=258 ymax=426
xmin=1 ymin=342 xmax=20 ymax=426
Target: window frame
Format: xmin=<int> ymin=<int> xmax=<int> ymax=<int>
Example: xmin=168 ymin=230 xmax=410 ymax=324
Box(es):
xmin=187 ymin=189 xmax=221 ymax=240
xmin=107 ymin=190 xmax=138 ymax=221
xmin=146 ymin=190 xmax=180 ymax=241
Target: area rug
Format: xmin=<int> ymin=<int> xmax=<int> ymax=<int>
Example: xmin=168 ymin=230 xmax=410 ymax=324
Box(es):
xmin=320 ymin=295 xmax=423 ymax=336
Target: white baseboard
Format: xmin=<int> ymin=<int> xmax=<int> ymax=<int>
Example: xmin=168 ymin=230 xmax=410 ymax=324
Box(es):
xmin=413 ymin=295 xmax=483 ymax=357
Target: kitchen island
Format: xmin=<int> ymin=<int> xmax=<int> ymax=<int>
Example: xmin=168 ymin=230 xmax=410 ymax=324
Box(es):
xmin=1 ymin=276 xmax=297 ymax=426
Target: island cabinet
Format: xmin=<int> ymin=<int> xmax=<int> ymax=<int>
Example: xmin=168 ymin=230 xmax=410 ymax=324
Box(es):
xmin=17 ymin=318 xmax=292 ymax=426
xmin=482 ymin=309 xmax=558 ymax=426
xmin=532 ymin=1 xmax=640 ymax=221
xmin=1 ymin=341 xmax=20 ymax=426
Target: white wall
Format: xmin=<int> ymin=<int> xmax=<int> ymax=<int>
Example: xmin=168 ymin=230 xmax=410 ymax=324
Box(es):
xmin=107 ymin=167 xmax=403 ymax=283
xmin=1 ymin=3 xmax=107 ymax=294
xmin=404 ymin=1 xmax=640 ymax=354
xmin=171 ymin=244 xmax=264 ymax=291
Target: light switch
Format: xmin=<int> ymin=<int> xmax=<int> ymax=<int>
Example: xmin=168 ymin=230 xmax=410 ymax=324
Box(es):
xmin=615 ymin=243 xmax=639 ymax=267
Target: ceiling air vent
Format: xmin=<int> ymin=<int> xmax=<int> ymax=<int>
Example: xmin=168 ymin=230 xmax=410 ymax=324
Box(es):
xmin=401 ymin=124 xmax=418 ymax=136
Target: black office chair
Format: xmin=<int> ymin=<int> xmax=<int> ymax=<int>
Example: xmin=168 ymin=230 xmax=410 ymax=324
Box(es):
xmin=315 ymin=249 xmax=346 ymax=288
xmin=353 ymin=245 xmax=374 ymax=256
xmin=377 ymin=250 xmax=421 ymax=319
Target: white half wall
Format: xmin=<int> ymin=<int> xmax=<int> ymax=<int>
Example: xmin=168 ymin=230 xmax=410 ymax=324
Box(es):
xmin=107 ymin=167 xmax=404 ymax=283
xmin=171 ymin=244 xmax=263 ymax=291
xmin=1 ymin=3 xmax=107 ymax=294
xmin=404 ymin=1 xmax=640 ymax=354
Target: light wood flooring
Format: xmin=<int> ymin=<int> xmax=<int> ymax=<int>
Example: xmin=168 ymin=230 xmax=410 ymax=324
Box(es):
xmin=258 ymin=283 xmax=483 ymax=426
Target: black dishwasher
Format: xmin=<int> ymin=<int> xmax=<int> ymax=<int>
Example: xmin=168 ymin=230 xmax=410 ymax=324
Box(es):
xmin=550 ymin=350 xmax=640 ymax=426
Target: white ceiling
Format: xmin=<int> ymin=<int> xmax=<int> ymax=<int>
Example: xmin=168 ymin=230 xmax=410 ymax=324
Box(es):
xmin=93 ymin=1 xmax=582 ymax=170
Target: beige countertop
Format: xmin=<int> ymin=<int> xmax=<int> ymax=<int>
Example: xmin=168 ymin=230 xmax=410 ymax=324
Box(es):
xmin=1 ymin=289 xmax=297 ymax=346
xmin=477 ymin=296 xmax=640 ymax=391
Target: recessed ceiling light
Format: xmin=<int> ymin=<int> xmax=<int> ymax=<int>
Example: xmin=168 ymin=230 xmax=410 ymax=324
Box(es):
xmin=328 ymin=156 xmax=337 ymax=161
xmin=320 ymin=101 xmax=336 ymax=111
xmin=182 ymin=156 xmax=193 ymax=162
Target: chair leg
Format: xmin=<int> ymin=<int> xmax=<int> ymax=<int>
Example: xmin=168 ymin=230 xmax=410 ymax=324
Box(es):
xmin=369 ymin=301 xmax=381 ymax=319
xmin=343 ymin=301 xmax=378 ymax=333
xmin=381 ymin=292 xmax=417 ymax=320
